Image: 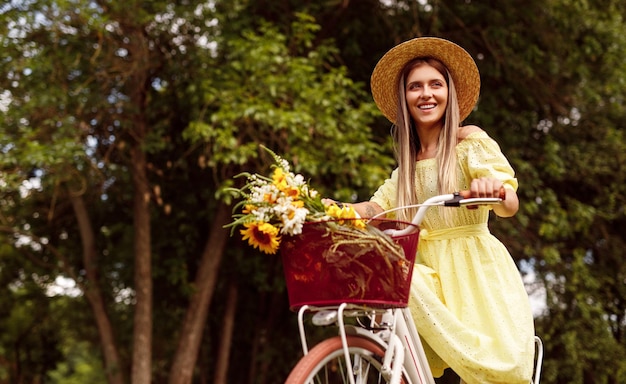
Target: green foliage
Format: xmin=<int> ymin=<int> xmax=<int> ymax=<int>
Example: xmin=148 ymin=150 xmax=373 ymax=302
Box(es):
xmin=185 ymin=13 xmax=393 ymax=202
xmin=405 ymin=2 xmax=626 ymax=382
xmin=47 ymin=341 xmax=106 ymax=384
xmin=0 ymin=285 xmax=64 ymax=382
xmin=1 ymin=0 xmax=625 ymax=382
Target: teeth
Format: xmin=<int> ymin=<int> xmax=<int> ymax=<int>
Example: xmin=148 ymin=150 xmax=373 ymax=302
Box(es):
xmin=419 ymin=104 xmax=435 ymax=110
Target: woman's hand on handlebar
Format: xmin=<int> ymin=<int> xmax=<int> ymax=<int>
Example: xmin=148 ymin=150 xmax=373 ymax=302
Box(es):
xmin=469 ymin=177 xmax=506 ymax=198
xmin=469 ymin=177 xmax=519 ymax=217
xmin=321 ymin=198 xmax=337 ymax=206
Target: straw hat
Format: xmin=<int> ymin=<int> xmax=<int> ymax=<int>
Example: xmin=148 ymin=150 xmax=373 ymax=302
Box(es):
xmin=371 ymin=37 xmax=480 ymax=123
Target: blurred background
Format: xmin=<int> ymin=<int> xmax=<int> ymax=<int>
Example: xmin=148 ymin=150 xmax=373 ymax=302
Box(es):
xmin=0 ymin=0 xmax=624 ymax=383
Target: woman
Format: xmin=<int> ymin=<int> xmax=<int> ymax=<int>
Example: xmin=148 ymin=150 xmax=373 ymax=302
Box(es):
xmin=351 ymin=37 xmax=535 ymax=383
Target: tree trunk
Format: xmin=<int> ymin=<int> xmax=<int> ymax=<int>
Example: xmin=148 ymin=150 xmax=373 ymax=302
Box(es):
xmin=168 ymin=203 xmax=232 ymax=384
xmin=248 ymin=259 xmax=284 ymax=384
xmin=213 ymin=282 xmax=238 ymax=384
xmin=246 ymin=301 xmax=262 ymax=384
xmin=255 ymin=277 xmax=283 ymax=384
xmin=69 ymin=193 xmax=125 ymax=384
xmin=123 ymin=21 xmax=153 ymax=384
xmin=130 ymin=141 xmax=153 ymax=384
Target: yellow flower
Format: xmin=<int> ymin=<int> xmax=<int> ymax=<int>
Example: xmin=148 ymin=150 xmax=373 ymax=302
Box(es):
xmin=326 ymin=204 xmax=367 ymax=228
xmin=353 ymin=217 xmax=367 ymax=229
xmin=264 ymin=192 xmax=277 ymax=204
xmin=242 ymin=204 xmax=256 ymax=214
xmin=283 ymin=185 xmax=300 ymax=198
xmin=325 ymin=204 xmax=344 ymax=219
xmin=272 ymin=167 xmax=286 ymax=184
xmin=240 ymin=222 xmax=281 ymax=254
xmin=272 ymin=168 xmax=299 ymax=198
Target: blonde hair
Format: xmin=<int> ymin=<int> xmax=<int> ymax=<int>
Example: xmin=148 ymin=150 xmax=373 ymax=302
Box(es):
xmin=393 ymin=58 xmax=461 ymax=225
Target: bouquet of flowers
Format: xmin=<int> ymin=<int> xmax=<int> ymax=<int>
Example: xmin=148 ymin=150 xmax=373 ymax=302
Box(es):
xmin=226 ymin=147 xmax=366 ymax=255
xmin=226 ymin=147 xmax=419 ymax=308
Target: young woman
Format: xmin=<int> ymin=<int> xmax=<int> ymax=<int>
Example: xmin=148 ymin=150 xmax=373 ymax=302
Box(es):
xmin=351 ymin=37 xmax=535 ymax=384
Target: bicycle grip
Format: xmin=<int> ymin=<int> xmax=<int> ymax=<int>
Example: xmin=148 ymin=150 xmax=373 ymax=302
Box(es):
xmin=458 ymin=186 xmax=506 ymax=200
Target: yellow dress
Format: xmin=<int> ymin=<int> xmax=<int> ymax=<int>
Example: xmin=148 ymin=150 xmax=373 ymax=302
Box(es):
xmin=370 ymin=131 xmax=535 ymax=384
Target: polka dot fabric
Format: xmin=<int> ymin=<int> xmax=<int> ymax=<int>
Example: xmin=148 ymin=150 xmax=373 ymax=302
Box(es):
xmin=370 ymin=131 xmax=534 ymax=383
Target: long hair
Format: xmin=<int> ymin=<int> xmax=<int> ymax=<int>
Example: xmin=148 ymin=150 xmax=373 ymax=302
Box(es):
xmin=392 ymin=58 xmax=461 ymax=225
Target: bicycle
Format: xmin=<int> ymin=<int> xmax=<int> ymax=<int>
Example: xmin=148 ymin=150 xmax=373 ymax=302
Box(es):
xmin=282 ymin=190 xmax=544 ymax=384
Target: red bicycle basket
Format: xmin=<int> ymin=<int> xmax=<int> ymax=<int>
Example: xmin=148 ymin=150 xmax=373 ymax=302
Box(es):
xmin=280 ymin=219 xmax=419 ymax=310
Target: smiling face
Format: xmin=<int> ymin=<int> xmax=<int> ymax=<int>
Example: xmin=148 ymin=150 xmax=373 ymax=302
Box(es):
xmin=404 ymin=62 xmax=449 ymax=130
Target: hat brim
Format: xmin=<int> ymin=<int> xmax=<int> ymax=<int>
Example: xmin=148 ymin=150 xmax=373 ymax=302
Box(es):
xmin=371 ymin=37 xmax=480 ymax=123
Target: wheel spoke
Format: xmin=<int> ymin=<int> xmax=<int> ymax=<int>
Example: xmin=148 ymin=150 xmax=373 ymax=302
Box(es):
xmin=285 ymin=336 xmax=407 ymax=384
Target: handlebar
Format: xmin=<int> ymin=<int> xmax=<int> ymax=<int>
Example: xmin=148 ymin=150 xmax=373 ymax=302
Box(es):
xmin=376 ymin=187 xmax=506 ymax=237
xmin=446 ymin=186 xmax=506 ymax=206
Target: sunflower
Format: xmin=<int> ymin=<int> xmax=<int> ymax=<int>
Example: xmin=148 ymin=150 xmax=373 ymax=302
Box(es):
xmin=227 ymin=146 xmax=370 ymax=252
xmin=240 ymin=222 xmax=281 ymax=254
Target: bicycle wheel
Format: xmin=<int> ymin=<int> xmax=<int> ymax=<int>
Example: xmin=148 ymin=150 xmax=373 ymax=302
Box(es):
xmin=285 ymin=335 xmax=408 ymax=384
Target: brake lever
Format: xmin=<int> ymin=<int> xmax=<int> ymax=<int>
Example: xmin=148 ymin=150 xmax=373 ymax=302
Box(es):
xmin=443 ymin=192 xmax=465 ymax=207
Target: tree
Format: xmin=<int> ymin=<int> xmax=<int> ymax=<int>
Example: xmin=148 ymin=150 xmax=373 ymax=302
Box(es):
xmin=1 ymin=0 xmax=625 ymax=382
xmin=461 ymin=2 xmax=626 ymax=382
xmin=171 ymin=13 xmax=393 ymax=383
xmin=0 ymin=0 xmax=216 ymax=382
xmin=239 ymin=1 xmax=626 ymax=382
xmin=0 ymin=2 xmax=390 ymax=383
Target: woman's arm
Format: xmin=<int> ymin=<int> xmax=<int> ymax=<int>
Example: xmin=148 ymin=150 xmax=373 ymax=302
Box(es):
xmin=352 ymin=201 xmax=385 ymax=219
xmin=322 ymin=199 xmax=385 ymax=219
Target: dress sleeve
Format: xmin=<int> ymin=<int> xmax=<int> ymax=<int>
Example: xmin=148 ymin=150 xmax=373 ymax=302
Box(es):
xmin=460 ymin=132 xmax=518 ymax=192
xmin=370 ymin=168 xmax=399 ymax=211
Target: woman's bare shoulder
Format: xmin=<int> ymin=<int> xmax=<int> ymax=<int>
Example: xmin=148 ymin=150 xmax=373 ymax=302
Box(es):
xmin=458 ymin=125 xmax=484 ymax=140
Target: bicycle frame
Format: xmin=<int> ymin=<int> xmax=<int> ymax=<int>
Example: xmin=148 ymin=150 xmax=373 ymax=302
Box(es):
xmin=295 ymin=303 xmax=435 ymax=384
